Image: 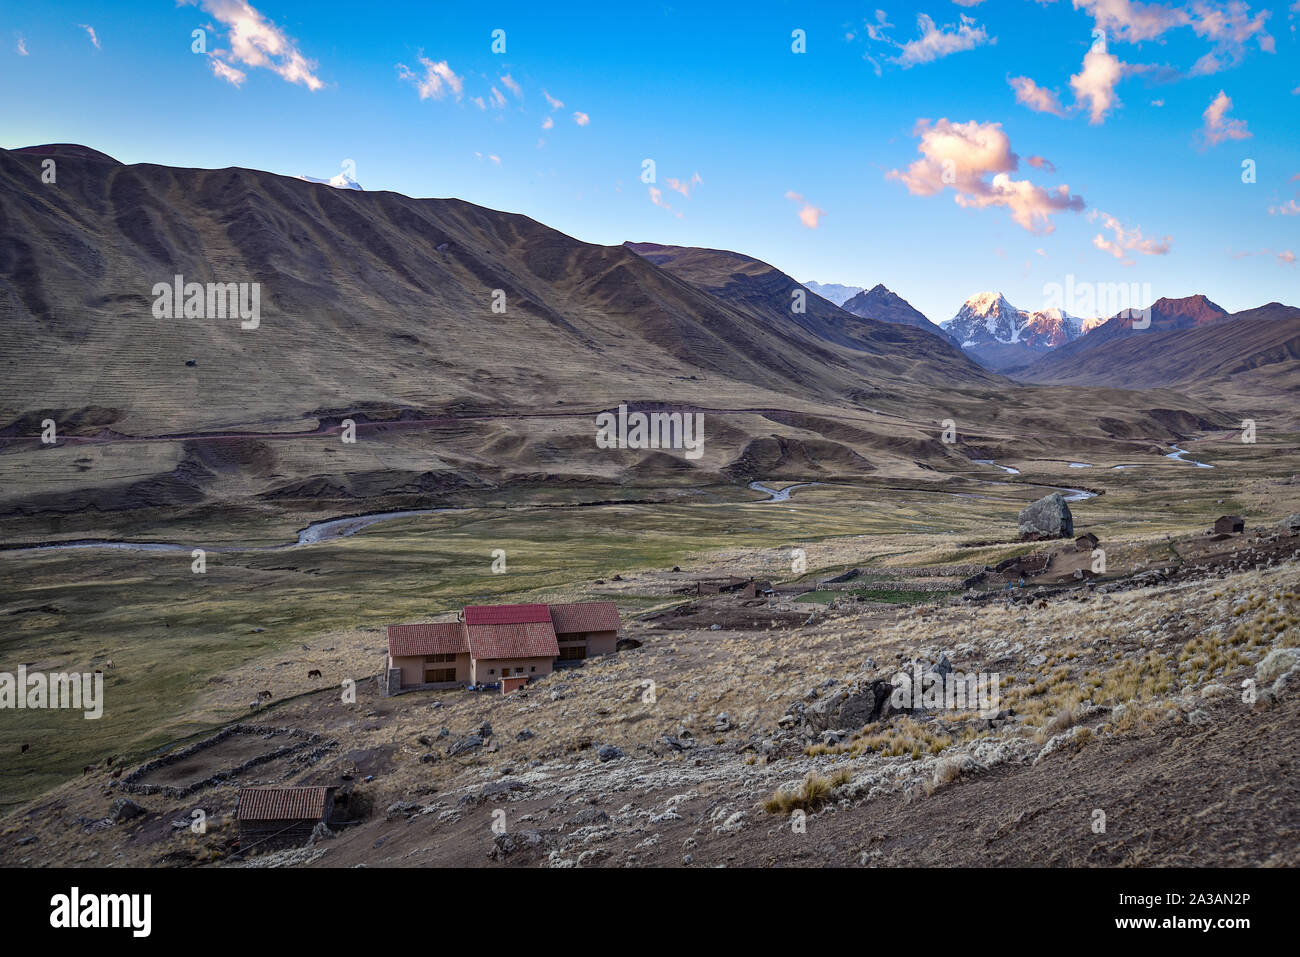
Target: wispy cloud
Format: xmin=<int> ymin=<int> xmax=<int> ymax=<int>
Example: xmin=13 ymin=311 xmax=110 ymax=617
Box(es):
xmin=1090 ymin=211 xmax=1172 ymax=264
xmin=785 ymin=191 xmax=825 ymax=229
xmin=573 ymin=111 xmax=590 ymax=126
xmin=1198 ymin=89 xmax=1250 ymax=146
xmin=1026 ymin=155 xmax=1057 ymax=173
xmin=666 ymin=173 xmax=703 ymax=198
xmin=16 ymin=36 xmax=28 ymax=56
xmin=1009 ymin=75 xmax=1067 ymax=116
xmin=397 ymin=56 xmax=463 ymax=101
xmin=543 ymin=90 xmax=564 ymax=110
xmin=499 ymin=74 xmax=522 ymax=99
xmin=79 ymin=24 xmax=101 ymax=49
xmin=887 ymin=118 xmax=1084 ymax=233
xmin=210 ymin=58 xmax=247 ymax=86
xmin=894 ymin=13 xmax=993 ymax=68
xmin=187 ymin=0 xmax=324 ymax=90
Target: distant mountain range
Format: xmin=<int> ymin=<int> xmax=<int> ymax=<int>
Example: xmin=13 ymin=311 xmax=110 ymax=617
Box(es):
xmin=940 ymin=292 xmax=1103 ymax=372
xmin=802 ymin=281 xmax=862 ymax=307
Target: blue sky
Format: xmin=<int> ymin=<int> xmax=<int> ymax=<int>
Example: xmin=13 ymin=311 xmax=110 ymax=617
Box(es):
xmin=3 ymin=0 xmax=1297 ymax=322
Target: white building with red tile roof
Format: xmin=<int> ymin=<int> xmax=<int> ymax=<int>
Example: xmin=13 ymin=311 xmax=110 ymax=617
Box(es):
xmin=382 ymin=602 xmax=621 ymax=695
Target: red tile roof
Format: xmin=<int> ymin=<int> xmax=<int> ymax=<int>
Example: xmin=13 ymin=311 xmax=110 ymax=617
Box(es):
xmin=387 ymin=622 xmax=469 ymax=657
xmin=464 ymin=603 xmax=551 ymax=626
xmin=467 ymin=621 xmax=560 ymax=660
xmin=237 ymin=786 xmax=334 ymax=822
xmin=549 ymin=601 xmax=621 ymax=635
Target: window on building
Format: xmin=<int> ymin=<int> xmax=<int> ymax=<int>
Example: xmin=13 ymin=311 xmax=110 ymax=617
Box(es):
xmin=530 ymin=666 xmax=536 ymax=672
xmin=488 ymin=668 xmax=495 ymax=675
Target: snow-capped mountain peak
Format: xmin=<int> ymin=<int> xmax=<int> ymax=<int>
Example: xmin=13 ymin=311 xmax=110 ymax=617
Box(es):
xmin=943 ymin=292 xmax=1093 ymax=350
xmin=297 ymin=172 xmax=363 ymax=190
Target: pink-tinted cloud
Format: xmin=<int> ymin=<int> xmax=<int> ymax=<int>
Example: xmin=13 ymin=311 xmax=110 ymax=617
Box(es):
xmin=573 ymin=111 xmax=590 ymax=126
xmin=894 ymin=14 xmax=993 ymax=68
xmin=1009 ymin=75 xmax=1067 ymax=116
xmin=785 ymin=191 xmax=825 ymax=229
xmin=1026 ymin=155 xmax=1057 ymax=173
xmin=1199 ymin=89 xmax=1250 ymax=146
xmin=666 ymin=173 xmax=703 ymax=198
xmin=1070 ymin=46 xmax=1124 ymax=124
xmin=1073 ymin=0 xmax=1188 ymax=43
xmin=887 ymin=118 xmax=1084 ymax=233
xmin=1090 ymin=211 xmax=1172 ymax=264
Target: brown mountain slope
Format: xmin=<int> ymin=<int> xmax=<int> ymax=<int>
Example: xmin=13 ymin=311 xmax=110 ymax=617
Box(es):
xmin=0 ymin=146 xmax=999 ymax=438
xmin=0 ymin=146 xmax=1234 ymax=525
xmin=623 ymin=242 xmax=991 ymax=386
xmin=839 ymin=283 xmax=947 ymax=338
xmin=1022 ymin=294 xmax=1230 ymax=380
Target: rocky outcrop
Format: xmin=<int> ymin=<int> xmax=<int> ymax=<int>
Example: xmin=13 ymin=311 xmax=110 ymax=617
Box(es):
xmin=1018 ymin=493 xmax=1074 ymax=540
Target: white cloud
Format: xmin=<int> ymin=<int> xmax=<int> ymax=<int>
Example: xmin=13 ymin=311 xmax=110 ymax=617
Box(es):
xmin=541 ymin=116 xmax=554 ymax=130
xmin=500 ymin=74 xmax=522 ymax=99
xmin=79 ymin=24 xmax=101 ymax=49
xmin=1072 ymin=0 xmax=1188 ymax=43
xmin=573 ymin=111 xmax=590 ymax=126
xmin=1199 ymin=89 xmax=1250 ymax=146
xmin=1188 ymin=0 xmax=1273 ymax=74
xmin=1070 ymin=46 xmax=1124 ymax=124
xmin=1091 ymin=211 xmax=1172 ymax=264
xmin=397 ymin=56 xmax=463 ymax=101
xmin=16 ymin=36 xmax=28 ymax=56
xmin=210 ymin=58 xmax=247 ymax=86
xmin=887 ymin=118 xmax=1084 ymax=233
xmin=1009 ymin=75 xmax=1067 ymax=116
xmin=543 ymin=89 xmax=564 ymax=110
xmin=188 ymin=1 xmax=323 ymax=90
xmin=894 ymin=13 xmax=992 ymax=67
xmin=1270 ymin=199 xmax=1300 ymax=216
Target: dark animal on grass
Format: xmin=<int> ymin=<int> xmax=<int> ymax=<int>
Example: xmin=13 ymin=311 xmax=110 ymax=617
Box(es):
xmin=20 ymin=743 xmax=30 ymax=754
xmin=83 ymin=765 xmax=98 ymax=775
xmin=258 ymin=690 xmax=272 ymax=700
xmin=308 ymin=669 xmax=322 ymax=678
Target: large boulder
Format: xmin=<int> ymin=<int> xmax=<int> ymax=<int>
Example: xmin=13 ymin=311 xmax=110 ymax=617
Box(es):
xmin=1018 ymin=493 xmax=1074 ymax=540
xmin=803 ymin=678 xmax=895 ymax=734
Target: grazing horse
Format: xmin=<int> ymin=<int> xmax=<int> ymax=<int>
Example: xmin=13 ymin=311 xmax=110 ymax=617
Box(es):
xmin=20 ymin=744 xmax=30 ymax=754
xmin=82 ymin=764 xmax=98 ymax=775
xmin=307 ymin=669 xmax=322 ymax=679
xmin=258 ymin=690 xmax=272 ymax=700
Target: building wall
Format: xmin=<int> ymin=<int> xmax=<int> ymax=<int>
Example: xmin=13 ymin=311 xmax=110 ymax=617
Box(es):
xmin=390 ymin=653 xmax=471 ymax=687
xmin=471 ymin=655 xmax=553 ymax=684
xmin=586 ymin=630 xmax=618 ymax=655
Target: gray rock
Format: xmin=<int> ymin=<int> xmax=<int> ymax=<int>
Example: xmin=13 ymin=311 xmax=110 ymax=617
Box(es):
xmin=489 ymin=829 xmax=547 ymax=861
xmin=597 ymin=744 xmax=624 ymax=762
xmin=107 ymin=798 xmax=146 ymax=824
xmin=1018 ymin=493 xmax=1074 ymax=540
xmin=1280 ymin=514 xmax=1300 ymax=533
xmin=804 ymin=678 xmax=895 ymax=734
xmin=447 ymin=734 xmax=484 ymax=757
xmin=515 ymin=729 xmax=535 ymax=741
